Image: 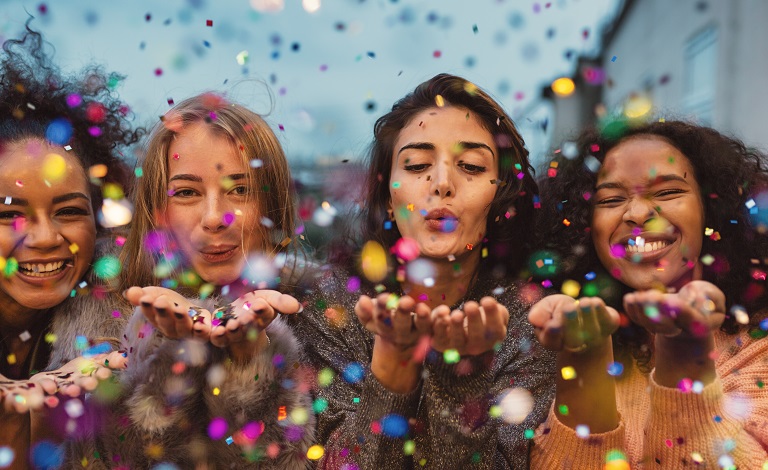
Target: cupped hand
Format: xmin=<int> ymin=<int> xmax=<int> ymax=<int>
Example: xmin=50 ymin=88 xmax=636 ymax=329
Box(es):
xmin=355 ymin=293 xmax=432 ymax=354
xmin=528 ymin=294 xmax=619 ymax=353
xmin=210 ymin=290 xmax=302 ymax=361
xmin=623 ymin=280 xmax=725 ymax=338
xmin=124 ymin=286 xmax=213 ymax=341
xmin=0 ymin=351 xmax=126 ymax=413
xmin=431 ymin=297 xmax=510 ymax=356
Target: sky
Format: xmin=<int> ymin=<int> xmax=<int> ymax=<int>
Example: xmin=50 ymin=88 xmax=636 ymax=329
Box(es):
xmin=0 ymin=0 xmax=622 ymax=165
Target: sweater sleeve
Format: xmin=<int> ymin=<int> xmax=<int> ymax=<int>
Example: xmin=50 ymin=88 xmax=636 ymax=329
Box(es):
xmin=284 ymin=270 xmax=421 ymax=469
xmin=643 ymin=328 xmax=768 ymax=468
xmin=418 ymin=294 xmax=556 ymax=470
xmin=531 ymin=405 xmax=627 ymax=468
xmin=203 ymin=318 xmax=315 ymax=469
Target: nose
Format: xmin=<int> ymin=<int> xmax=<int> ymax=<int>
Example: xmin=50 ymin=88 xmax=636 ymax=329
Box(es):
xmin=201 ymin=194 xmax=228 ymax=232
xmin=622 ymin=196 xmax=657 ymax=226
xmin=430 ymin=160 xmax=455 ymax=198
xmin=24 ymin=215 xmax=64 ymax=250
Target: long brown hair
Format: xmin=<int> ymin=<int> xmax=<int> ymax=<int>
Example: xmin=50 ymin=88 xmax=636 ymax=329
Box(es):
xmin=120 ymin=92 xmax=296 ymax=291
xmin=357 ymin=73 xmax=538 ymax=279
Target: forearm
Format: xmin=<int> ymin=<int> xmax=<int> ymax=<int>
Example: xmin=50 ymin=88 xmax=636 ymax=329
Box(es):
xmin=653 ymin=333 xmax=715 ymax=387
xmin=554 ymin=341 xmax=618 ymax=433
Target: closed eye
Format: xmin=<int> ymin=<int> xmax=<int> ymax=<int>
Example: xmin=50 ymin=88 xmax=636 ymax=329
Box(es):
xmin=655 ymin=189 xmax=686 ymax=198
xmin=459 ymin=162 xmax=487 ymax=174
xmin=404 ymin=164 xmax=430 ymax=173
xmin=0 ymin=211 xmax=24 ymax=220
xmin=594 ymin=197 xmax=625 ymax=206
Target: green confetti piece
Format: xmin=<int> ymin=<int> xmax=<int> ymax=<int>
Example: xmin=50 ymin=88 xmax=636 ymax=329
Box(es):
xmin=443 ymin=349 xmax=460 ymax=364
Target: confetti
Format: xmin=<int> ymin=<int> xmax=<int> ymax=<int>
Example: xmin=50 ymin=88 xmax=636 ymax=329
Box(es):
xmin=306 ymin=445 xmax=324 ymax=460
xmin=497 ymin=388 xmax=534 ymax=424
xmin=561 ymin=366 xmax=576 ymax=380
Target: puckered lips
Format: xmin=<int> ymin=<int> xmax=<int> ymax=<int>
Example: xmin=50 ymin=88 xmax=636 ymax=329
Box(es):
xmin=15 ymin=257 xmax=73 ymax=285
xmin=616 ymin=231 xmax=677 ymax=262
xmin=424 ymin=208 xmax=458 ymax=233
xmin=198 ymin=244 xmax=239 ymax=263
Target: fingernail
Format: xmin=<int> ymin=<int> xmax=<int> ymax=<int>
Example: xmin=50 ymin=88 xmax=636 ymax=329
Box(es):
xmin=254 ymin=309 xmax=264 ymax=315
xmin=141 ymin=301 xmax=152 ymax=308
xmin=156 ymin=307 xmax=167 ymax=316
xmin=174 ymin=312 xmax=184 ymax=319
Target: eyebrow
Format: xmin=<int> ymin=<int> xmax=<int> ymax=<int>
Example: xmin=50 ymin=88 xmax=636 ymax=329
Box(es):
xmin=1 ymin=192 xmax=90 ymax=206
xmin=595 ymin=174 xmax=690 ymax=191
xmin=168 ymin=173 xmax=247 ymax=183
xmin=396 ymin=141 xmax=496 ymax=157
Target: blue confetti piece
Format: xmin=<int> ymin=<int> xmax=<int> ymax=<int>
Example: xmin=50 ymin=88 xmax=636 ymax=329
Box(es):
xmin=760 ymin=318 xmax=768 ymax=331
xmin=75 ymin=335 xmax=88 ymax=351
xmin=225 ymin=436 xmax=234 ymax=445
xmin=606 ymin=362 xmax=624 ymax=377
xmin=585 ymin=271 xmax=596 ymax=281
xmin=611 ymin=55 xmax=617 ymax=62
xmin=342 ymin=362 xmax=365 ymax=384
xmin=380 ymin=414 xmax=408 ymax=437
xmin=45 ymin=118 xmax=73 ymax=145
xmin=83 ymin=342 xmax=112 ymax=357
xmin=384 ymin=220 xmax=392 ymax=230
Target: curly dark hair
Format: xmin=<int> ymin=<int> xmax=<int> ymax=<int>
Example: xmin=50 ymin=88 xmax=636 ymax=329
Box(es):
xmin=537 ymin=118 xmax=768 ymax=370
xmin=0 ymin=20 xmax=140 ymax=230
xmin=331 ymin=73 xmax=538 ymax=287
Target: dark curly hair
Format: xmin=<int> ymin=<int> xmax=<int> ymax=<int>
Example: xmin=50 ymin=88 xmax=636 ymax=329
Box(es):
xmin=537 ymin=118 xmax=768 ymax=371
xmin=335 ymin=73 xmax=537 ymax=287
xmin=0 ymin=20 xmax=140 ymax=229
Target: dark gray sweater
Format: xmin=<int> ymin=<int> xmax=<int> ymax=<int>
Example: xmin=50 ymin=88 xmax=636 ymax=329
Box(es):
xmin=286 ymin=268 xmax=556 ymax=469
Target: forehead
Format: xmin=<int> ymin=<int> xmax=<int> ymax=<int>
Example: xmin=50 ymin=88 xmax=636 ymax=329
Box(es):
xmin=394 ymin=106 xmax=495 ymax=148
xmin=0 ymin=138 xmax=88 ymax=191
xmin=167 ymin=122 xmax=244 ymax=176
xmin=598 ymin=136 xmax=694 ymax=184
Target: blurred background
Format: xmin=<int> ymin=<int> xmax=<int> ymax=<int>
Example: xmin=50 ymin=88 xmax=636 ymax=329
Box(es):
xmin=2 ymin=0 xmax=767 ymax=251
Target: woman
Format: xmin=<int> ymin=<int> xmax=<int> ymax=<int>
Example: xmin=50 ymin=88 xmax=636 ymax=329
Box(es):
xmin=0 ymin=25 xmax=138 ymax=469
xmin=529 ymin=120 xmax=768 ymax=467
xmin=286 ymin=73 xmax=556 ymax=468
xmin=71 ymin=93 xmax=314 ymax=469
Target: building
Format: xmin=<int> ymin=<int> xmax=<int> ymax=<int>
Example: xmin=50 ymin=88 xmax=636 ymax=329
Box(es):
xmin=527 ymin=0 xmax=768 ymax=168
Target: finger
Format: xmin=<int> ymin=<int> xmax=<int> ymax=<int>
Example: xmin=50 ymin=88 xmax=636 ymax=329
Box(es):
xmin=224 ymin=317 xmax=245 ymax=344
xmin=577 ymin=298 xmax=602 ymax=346
xmin=210 ymin=325 xmax=229 ymax=348
xmin=413 ymin=302 xmax=433 ymax=337
xmin=36 ymin=376 xmax=58 ymax=396
xmin=152 ymin=294 xmax=180 ymax=338
xmin=355 ymin=295 xmax=375 ymax=322
xmin=464 ymin=301 xmax=485 ymax=346
xmin=539 ymin=305 xmax=566 ymax=350
xmin=448 ymin=309 xmax=466 ymax=350
xmin=392 ymin=296 xmax=416 ymax=342
xmin=192 ymin=308 xmax=213 ymax=340
xmin=595 ymin=303 xmax=620 ymax=337
xmin=431 ymin=305 xmax=451 ymax=351
xmin=481 ymin=297 xmax=508 ymax=339
xmin=246 ymin=298 xmax=275 ymax=330
xmin=171 ymin=301 xmax=194 ymax=338
xmin=562 ymin=304 xmax=586 ymax=350
xmin=124 ymin=286 xmax=147 ymax=306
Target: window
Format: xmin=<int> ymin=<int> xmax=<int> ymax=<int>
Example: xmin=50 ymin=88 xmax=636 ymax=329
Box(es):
xmin=683 ymin=26 xmax=718 ymax=125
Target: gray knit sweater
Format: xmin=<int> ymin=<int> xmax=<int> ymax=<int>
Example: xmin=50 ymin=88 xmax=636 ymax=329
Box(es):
xmin=286 ymin=268 xmax=556 ymax=469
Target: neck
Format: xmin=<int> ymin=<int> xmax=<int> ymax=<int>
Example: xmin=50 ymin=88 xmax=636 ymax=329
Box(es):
xmin=399 ymin=251 xmax=482 ymax=309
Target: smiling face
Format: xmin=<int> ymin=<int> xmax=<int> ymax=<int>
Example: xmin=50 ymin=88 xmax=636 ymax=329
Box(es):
xmin=160 ymin=122 xmax=262 ymax=287
xmin=591 ymin=136 xmax=705 ymax=290
xmin=389 ymin=106 xmax=499 ymax=260
xmin=0 ymin=138 xmax=96 ymax=311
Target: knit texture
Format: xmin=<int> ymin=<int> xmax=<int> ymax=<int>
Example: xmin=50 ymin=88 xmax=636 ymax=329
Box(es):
xmin=286 ymin=267 xmax=556 ymax=469
xmin=531 ymin=326 xmax=768 ymax=468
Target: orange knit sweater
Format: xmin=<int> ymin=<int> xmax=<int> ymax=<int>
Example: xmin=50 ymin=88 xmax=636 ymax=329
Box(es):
xmin=531 ymin=327 xmax=768 ymax=468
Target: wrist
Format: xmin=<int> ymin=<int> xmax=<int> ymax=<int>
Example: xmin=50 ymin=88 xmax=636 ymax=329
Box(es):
xmin=228 ymin=329 xmax=270 ymax=364
xmin=371 ymin=336 xmax=421 ymax=394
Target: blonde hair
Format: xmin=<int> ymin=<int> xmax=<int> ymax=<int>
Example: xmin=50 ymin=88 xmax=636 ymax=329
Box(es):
xmin=120 ymin=92 xmax=296 ymax=291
